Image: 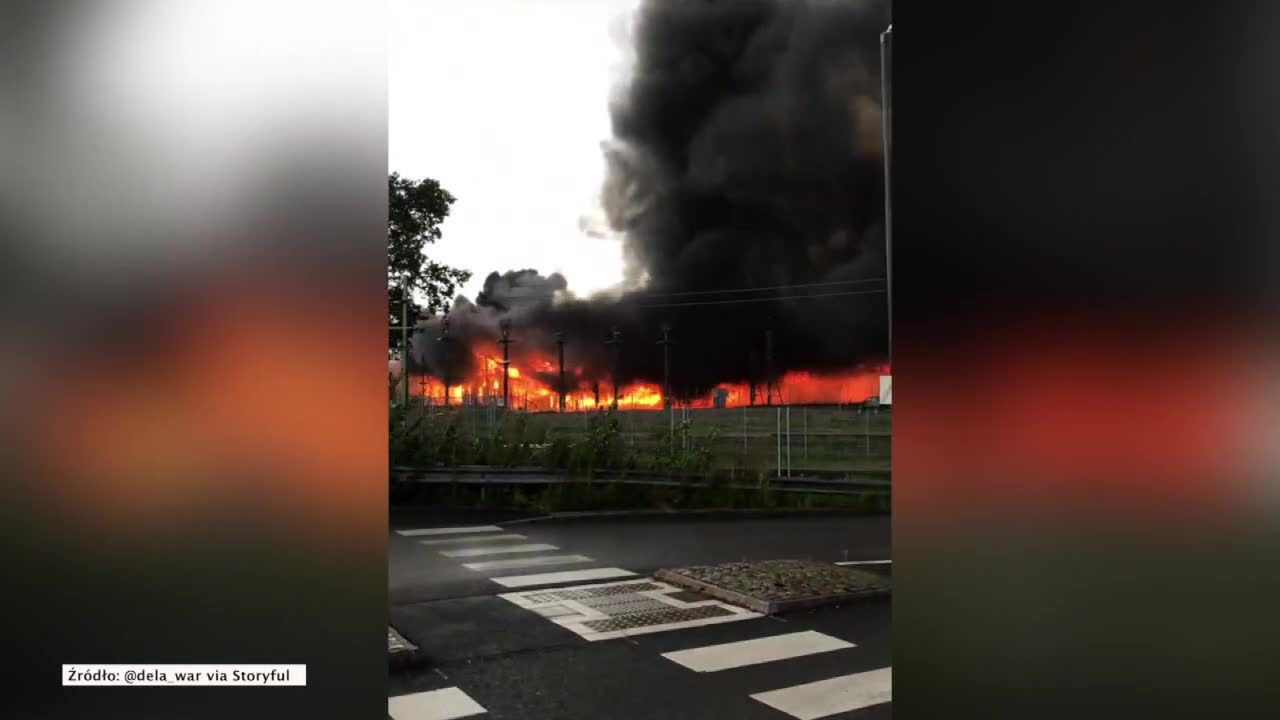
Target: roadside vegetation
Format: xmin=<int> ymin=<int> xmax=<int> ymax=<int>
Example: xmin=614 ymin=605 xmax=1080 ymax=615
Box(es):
xmin=390 ymin=403 xmax=891 ymax=513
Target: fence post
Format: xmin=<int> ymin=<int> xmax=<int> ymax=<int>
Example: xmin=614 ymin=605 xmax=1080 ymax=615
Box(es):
xmin=786 ymin=406 xmax=791 ymax=477
xmin=776 ymin=407 xmax=781 ymax=479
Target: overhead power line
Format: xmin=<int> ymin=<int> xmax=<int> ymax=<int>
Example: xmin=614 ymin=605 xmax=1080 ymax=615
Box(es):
xmin=633 ymin=289 xmax=887 ymax=309
xmin=497 ymin=277 xmax=887 ymax=300
xmin=622 ymin=277 xmax=887 ymax=299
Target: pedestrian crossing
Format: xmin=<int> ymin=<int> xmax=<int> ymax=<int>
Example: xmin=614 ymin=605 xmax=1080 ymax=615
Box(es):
xmin=461 ymin=553 xmax=593 ymax=571
xmin=439 ymin=543 xmax=559 ymax=558
xmin=661 ymin=630 xmax=854 ymax=673
xmin=656 ymin=625 xmax=889 ymax=718
xmin=396 ymin=525 xmax=503 ymax=537
xmin=398 ymin=523 xmax=616 ymax=589
xmin=394 ymin=523 xmax=890 ymax=718
xmin=750 ymin=667 xmax=891 ymax=719
xmin=388 ymin=687 xmax=485 ymax=720
xmin=489 ymin=567 xmax=637 ymax=588
xmin=415 ymin=533 xmax=527 ymax=546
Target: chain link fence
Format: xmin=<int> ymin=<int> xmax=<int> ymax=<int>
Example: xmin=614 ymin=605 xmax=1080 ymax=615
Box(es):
xmin=391 ymin=400 xmax=890 ymax=481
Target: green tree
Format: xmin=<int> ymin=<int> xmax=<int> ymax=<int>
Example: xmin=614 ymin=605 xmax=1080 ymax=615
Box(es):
xmin=388 ymin=172 xmax=472 ymax=350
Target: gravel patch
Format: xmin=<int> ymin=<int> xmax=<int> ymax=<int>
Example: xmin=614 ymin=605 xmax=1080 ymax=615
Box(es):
xmin=657 ymin=559 xmax=890 ymax=614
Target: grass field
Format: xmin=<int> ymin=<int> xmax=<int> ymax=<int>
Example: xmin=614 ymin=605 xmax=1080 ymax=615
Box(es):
xmin=394 ymin=404 xmax=891 ymax=478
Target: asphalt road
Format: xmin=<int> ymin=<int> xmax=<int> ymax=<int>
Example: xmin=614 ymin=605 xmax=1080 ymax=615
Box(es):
xmin=389 ymin=511 xmax=891 ymax=720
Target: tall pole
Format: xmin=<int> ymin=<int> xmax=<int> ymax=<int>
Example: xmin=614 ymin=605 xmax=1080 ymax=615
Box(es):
xmin=400 ymin=293 xmax=410 ymax=407
xmin=437 ymin=319 xmax=451 ymax=407
xmin=765 ymin=329 xmax=775 ymax=406
xmin=554 ymin=332 xmax=566 ymax=412
xmin=499 ymin=320 xmax=512 ymax=410
xmin=881 ymin=24 xmax=893 ymax=367
xmin=658 ymin=323 xmax=672 ymax=410
xmin=605 ymin=327 xmax=622 ymax=409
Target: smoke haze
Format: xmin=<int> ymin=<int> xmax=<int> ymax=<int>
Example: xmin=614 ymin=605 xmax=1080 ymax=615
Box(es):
xmin=412 ymin=0 xmax=890 ymax=399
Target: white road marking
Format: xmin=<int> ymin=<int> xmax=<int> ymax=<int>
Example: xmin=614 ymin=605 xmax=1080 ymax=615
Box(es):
xmin=462 ymin=554 xmax=592 ymax=571
xmin=661 ymin=631 xmax=854 ymax=673
xmin=835 ymin=559 xmax=892 ymax=566
xmin=534 ymin=605 xmax=581 ymax=618
xmin=440 ymin=543 xmax=559 ymax=558
xmin=396 ymin=526 xmax=503 ymax=537
xmin=388 ymin=687 xmax=486 ymax=720
xmin=416 ymin=534 xmax=527 ymax=546
xmin=499 ymin=578 xmax=762 ymax=641
xmin=489 ymin=567 xmax=638 ymax=588
xmin=750 ymin=667 xmax=892 ymax=719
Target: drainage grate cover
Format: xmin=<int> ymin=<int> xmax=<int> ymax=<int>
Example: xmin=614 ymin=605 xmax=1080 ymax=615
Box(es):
xmin=500 ymin=578 xmax=761 ymax=641
xmin=582 ymin=605 xmax=735 ymax=633
xmin=523 ymin=582 xmax=665 ymax=604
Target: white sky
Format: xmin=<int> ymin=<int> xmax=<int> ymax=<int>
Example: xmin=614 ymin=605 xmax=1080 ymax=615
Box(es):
xmin=390 ymin=0 xmax=641 ymax=300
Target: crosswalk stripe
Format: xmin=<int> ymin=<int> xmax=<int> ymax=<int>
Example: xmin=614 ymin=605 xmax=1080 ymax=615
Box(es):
xmin=417 ymin=534 xmax=527 ymax=546
xmin=661 ymin=631 xmax=854 ymax=673
xmin=396 ymin=525 xmax=503 ymax=537
xmin=489 ymin=567 xmax=638 ymax=588
xmin=462 ymin=554 xmax=592 ymax=571
xmin=388 ymin=687 xmax=486 ymax=720
xmin=441 ymin=543 xmax=559 ymax=558
xmin=750 ymin=667 xmax=891 ymax=719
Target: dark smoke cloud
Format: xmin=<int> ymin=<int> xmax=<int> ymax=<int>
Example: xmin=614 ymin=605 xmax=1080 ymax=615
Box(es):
xmin=413 ymin=0 xmax=889 ymax=399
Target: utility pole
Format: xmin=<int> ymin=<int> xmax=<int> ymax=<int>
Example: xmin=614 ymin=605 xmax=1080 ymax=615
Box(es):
xmin=554 ymin=331 xmax=566 ymax=412
xmin=605 ymin=327 xmax=622 ymax=409
xmin=498 ymin=319 xmax=513 ymax=410
xmin=881 ymin=23 xmax=893 ymax=367
xmin=400 ymin=295 xmax=411 ymax=407
xmin=438 ymin=318 xmax=451 ymax=407
xmin=658 ymin=323 xmax=672 ymax=410
xmin=764 ymin=328 xmax=775 ymax=406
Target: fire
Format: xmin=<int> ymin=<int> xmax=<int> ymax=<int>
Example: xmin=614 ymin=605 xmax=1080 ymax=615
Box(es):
xmin=405 ymin=344 xmax=887 ymax=411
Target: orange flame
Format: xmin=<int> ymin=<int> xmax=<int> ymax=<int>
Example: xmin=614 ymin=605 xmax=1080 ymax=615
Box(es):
xmin=404 ymin=343 xmax=886 ymax=411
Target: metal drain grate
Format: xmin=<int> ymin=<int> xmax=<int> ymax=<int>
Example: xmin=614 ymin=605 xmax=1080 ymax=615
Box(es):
xmin=523 ymin=582 xmax=664 ymax=604
xmin=579 ymin=597 xmax=671 ymax=616
xmin=581 ymin=604 xmax=735 ymax=632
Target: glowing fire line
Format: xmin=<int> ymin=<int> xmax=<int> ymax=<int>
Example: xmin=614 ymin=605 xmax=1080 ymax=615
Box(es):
xmin=404 ymin=347 xmax=886 ymax=411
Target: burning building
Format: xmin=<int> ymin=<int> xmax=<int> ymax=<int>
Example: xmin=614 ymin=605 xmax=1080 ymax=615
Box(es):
xmin=406 ymin=0 xmax=890 ymax=409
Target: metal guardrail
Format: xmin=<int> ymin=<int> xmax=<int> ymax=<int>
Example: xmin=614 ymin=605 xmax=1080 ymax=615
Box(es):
xmin=391 ymin=465 xmax=890 ymax=495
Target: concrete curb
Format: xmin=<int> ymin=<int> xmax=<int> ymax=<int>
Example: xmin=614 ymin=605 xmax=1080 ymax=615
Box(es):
xmin=388 ymin=626 xmax=425 ymax=673
xmin=655 ymin=565 xmax=891 ymax=615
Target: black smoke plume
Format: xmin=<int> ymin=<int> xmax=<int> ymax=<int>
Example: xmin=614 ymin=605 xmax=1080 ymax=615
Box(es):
xmin=413 ymin=0 xmax=890 ymax=400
